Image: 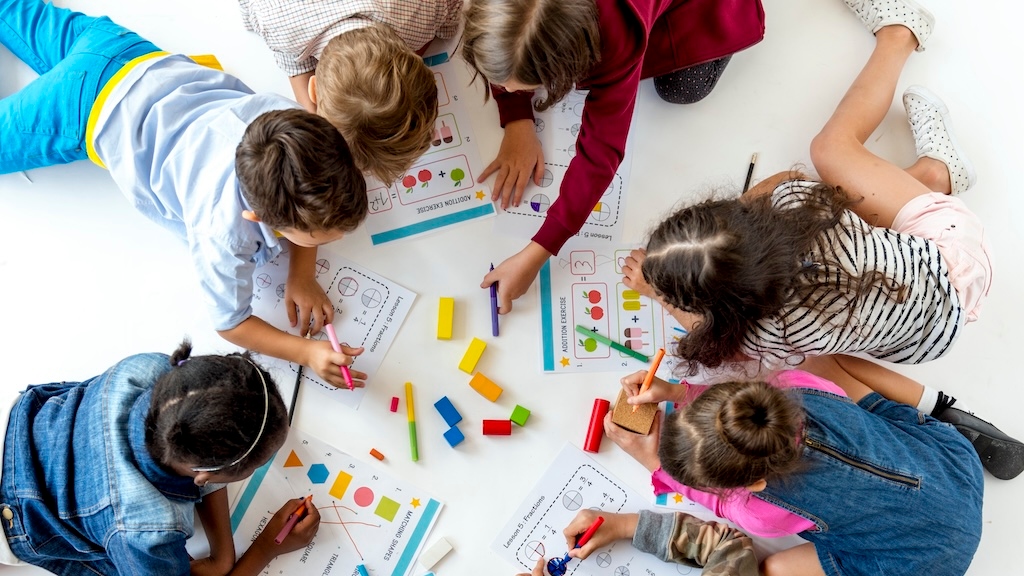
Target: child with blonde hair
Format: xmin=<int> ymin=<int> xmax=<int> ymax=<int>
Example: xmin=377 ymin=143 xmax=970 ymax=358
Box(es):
xmin=465 ymin=0 xmax=767 ymax=313
xmin=239 ymin=0 xmax=460 ymax=182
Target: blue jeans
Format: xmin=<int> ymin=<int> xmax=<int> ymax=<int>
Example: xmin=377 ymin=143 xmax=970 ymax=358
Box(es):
xmin=0 ymin=0 xmax=159 ymax=173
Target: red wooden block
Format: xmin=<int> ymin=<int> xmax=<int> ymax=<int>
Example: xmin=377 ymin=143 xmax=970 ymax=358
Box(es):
xmin=482 ymin=419 xmax=512 ymax=436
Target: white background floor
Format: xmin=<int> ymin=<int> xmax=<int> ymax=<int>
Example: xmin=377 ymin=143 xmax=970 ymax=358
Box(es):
xmin=1 ymin=0 xmax=1021 ymax=574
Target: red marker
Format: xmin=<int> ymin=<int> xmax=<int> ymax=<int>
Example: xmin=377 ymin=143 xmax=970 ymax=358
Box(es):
xmin=274 ymin=495 xmax=313 ymax=544
xmin=575 ymin=516 xmax=605 ymax=548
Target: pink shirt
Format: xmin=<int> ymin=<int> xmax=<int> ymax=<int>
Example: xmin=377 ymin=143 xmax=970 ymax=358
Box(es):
xmin=651 ymin=370 xmax=847 ymax=538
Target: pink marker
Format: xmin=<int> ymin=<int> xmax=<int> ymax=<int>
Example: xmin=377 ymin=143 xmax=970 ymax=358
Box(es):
xmin=324 ymin=324 xmax=355 ymax=391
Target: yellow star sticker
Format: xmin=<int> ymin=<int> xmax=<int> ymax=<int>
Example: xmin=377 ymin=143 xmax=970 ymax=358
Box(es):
xmin=560 ymin=357 xmax=570 ymax=367
xmin=476 ymin=190 xmax=486 ymax=200
xmin=410 ymin=498 xmax=421 ymax=508
xmin=673 ymin=493 xmax=683 ymax=504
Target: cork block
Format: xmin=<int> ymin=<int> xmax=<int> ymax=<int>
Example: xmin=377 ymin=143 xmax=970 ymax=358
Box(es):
xmin=468 ymin=372 xmax=503 ymax=402
xmin=437 ymin=297 xmax=454 ymax=340
xmin=611 ymin=388 xmax=657 ymax=435
xmin=458 ymin=337 xmax=487 ymax=374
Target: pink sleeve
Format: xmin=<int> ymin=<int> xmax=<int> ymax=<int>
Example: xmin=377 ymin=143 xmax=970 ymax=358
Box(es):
xmin=651 ymin=470 xmax=816 ymax=539
xmin=772 ymin=370 xmax=848 ymax=396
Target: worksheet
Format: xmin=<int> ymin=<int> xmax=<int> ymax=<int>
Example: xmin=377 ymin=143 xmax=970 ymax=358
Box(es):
xmin=229 ymin=429 xmax=443 ymax=576
xmin=493 ymin=444 xmax=696 ymax=576
xmin=537 ymin=246 xmax=683 ymax=377
xmin=250 ymin=245 xmax=415 ymax=409
xmin=495 ymin=90 xmax=633 ymax=247
xmin=363 ymin=60 xmax=496 ymax=244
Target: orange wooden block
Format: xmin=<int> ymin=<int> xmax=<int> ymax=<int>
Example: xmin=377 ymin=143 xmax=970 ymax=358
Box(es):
xmin=369 ymin=448 xmax=385 ymax=461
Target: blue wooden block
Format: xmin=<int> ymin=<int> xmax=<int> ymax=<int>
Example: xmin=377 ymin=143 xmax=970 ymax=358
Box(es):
xmin=434 ymin=396 xmax=463 ymax=427
xmin=443 ymin=426 xmax=465 ymax=448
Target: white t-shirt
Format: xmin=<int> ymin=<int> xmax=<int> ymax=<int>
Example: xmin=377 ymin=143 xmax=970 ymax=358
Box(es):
xmin=741 ymin=181 xmax=963 ymax=368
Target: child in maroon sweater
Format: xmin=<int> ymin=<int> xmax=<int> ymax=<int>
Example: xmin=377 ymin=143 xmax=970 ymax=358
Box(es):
xmin=463 ymin=0 xmax=765 ymax=312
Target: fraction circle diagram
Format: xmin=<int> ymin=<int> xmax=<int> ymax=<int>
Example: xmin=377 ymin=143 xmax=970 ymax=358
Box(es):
xmin=525 ymin=541 xmax=546 ymax=561
xmin=570 ymin=123 xmax=580 ymax=136
xmin=614 ymin=566 xmax=630 ymax=576
xmin=529 ymin=194 xmax=551 ymax=213
xmin=573 ymin=102 xmax=584 ymax=117
xmin=596 ymin=553 xmax=612 ymax=567
xmin=534 ymin=118 xmax=545 ymax=133
xmin=353 ymin=486 xmax=374 ymax=507
xmin=590 ymin=202 xmax=612 ymax=222
xmin=337 ymin=276 xmax=359 ymax=297
xmin=566 ymin=145 xmax=576 ymax=158
xmin=315 ymin=259 xmax=330 ymax=275
xmin=361 ymin=288 xmax=383 ymax=308
xmin=562 ymin=490 xmax=583 ymax=511
xmin=256 ymin=273 xmax=272 ymax=288
xmin=539 ymin=169 xmax=554 ymax=188
xmin=275 ymin=284 xmax=286 ymax=298
xmin=677 ymin=565 xmax=695 ymax=574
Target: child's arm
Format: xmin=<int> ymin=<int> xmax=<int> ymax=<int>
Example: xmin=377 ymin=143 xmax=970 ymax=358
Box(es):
xmin=227 ymin=498 xmax=321 ymax=576
xmin=740 ymin=169 xmax=810 ymax=201
xmin=285 ymin=245 xmax=333 ymax=337
xmin=288 ymin=73 xmax=316 ymax=113
xmin=190 ymin=489 xmax=236 ymax=576
xmin=800 ymin=355 xmax=924 ymax=405
xmin=218 ymin=317 xmax=366 ymax=389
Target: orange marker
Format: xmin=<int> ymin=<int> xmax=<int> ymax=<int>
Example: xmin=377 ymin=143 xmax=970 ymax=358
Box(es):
xmin=634 ymin=348 xmax=665 ymax=413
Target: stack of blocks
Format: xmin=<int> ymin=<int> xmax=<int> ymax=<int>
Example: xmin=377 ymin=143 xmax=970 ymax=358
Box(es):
xmin=435 ymin=396 xmax=465 ymax=447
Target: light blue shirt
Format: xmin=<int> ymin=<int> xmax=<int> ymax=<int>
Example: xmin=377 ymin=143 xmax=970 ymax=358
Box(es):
xmin=92 ymin=55 xmax=301 ymax=330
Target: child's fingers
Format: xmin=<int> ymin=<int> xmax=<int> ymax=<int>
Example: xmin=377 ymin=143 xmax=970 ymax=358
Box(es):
xmin=287 ymin=300 xmax=298 ymax=329
xmin=480 ymin=157 xmax=500 ymax=185
xmin=496 ymin=282 xmax=514 ymax=315
xmin=297 ymin=308 xmax=312 ymax=339
xmin=530 ymin=556 xmax=547 ymax=576
xmin=340 ymin=345 xmax=364 ymax=358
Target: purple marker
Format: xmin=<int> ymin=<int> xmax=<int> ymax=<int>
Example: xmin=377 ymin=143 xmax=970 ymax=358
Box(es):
xmin=489 ymin=263 xmax=500 ymax=337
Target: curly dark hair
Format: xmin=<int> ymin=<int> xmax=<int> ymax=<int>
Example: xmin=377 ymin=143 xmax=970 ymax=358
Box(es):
xmin=642 ymin=182 xmax=904 ymax=375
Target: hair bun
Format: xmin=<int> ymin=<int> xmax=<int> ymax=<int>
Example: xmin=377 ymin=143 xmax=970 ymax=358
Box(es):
xmin=716 ymin=384 xmax=793 ymax=458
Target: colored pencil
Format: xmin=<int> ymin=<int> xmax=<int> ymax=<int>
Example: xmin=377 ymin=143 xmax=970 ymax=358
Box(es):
xmin=287 ymin=364 xmax=303 ymax=426
xmin=741 ymin=153 xmax=757 ymax=194
xmin=405 ymin=382 xmax=418 ymax=462
xmin=574 ymin=325 xmax=649 ymax=362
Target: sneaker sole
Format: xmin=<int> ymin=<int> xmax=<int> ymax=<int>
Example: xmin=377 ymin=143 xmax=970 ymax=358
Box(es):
xmin=904 ymin=85 xmax=978 ymax=194
xmin=956 ymin=425 xmax=1024 ymax=480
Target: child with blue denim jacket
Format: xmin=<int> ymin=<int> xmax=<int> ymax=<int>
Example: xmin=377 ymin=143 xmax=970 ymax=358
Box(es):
xmin=607 ymin=354 xmax=986 ymax=576
xmin=0 ymin=0 xmax=369 ymax=389
xmin=0 ymin=341 xmax=319 ymax=575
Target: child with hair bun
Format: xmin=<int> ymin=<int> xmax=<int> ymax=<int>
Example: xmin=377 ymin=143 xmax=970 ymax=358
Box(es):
xmin=607 ymin=353 xmax=994 ymax=576
xmin=0 ymin=340 xmax=319 ymax=575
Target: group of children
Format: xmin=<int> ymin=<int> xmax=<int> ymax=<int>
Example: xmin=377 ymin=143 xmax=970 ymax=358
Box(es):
xmin=0 ymin=0 xmax=1020 ymax=574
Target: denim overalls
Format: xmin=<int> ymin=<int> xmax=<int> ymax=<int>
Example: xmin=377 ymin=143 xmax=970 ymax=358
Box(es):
xmin=756 ymin=389 xmax=983 ymax=576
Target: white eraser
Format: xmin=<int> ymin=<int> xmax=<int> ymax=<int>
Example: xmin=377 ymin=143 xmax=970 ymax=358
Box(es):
xmin=418 ymin=537 xmax=453 ymax=569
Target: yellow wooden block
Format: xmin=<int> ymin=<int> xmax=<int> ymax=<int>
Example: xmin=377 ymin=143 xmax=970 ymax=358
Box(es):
xmin=469 ymin=372 xmax=503 ymax=402
xmin=437 ymin=297 xmax=454 ymax=340
xmin=458 ymin=337 xmax=487 ymax=374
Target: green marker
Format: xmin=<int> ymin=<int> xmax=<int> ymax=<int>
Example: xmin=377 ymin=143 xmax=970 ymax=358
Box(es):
xmin=575 ymin=325 xmax=649 ymax=363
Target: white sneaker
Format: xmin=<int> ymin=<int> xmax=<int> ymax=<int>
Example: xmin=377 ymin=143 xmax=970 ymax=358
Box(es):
xmin=842 ymin=0 xmax=935 ymax=51
xmin=903 ymin=85 xmax=976 ymax=195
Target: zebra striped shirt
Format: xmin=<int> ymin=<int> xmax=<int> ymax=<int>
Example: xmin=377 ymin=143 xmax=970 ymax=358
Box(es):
xmin=741 ymin=181 xmax=963 ymax=369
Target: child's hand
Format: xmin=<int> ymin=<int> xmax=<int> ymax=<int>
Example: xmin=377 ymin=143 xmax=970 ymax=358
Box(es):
xmin=620 ymin=371 xmax=681 ymax=405
xmin=285 ymin=275 xmax=334 ymax=337
xmin=480 ymin=118 xmax=545 ymax=210
xmin=307 ymin=340 xmax=367 ymax=389
xmin=564 ymin=511 xmax=638 ymax=560
xmin=621 ymin=249 xmax=656 ymax=299
xmin=515 ymin=556 xmax=548 ymax=576
xmin=255 ymin=498 xmax=321 ymax=556
xmin=482 ymin=242 xmax=550 ymax=314
xmin=604 ymin=410 xmax=662 ymax=472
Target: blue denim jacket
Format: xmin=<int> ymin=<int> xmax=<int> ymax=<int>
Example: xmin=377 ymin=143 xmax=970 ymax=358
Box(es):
xmin=755 ymin=389 xmax=983 ymax=576
xmin=1 ymin=354 xmax=205 ymax=576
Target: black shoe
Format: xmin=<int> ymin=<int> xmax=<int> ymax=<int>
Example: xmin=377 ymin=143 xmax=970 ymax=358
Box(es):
xmin=934 ymin=403 xmax=1024 ymax=480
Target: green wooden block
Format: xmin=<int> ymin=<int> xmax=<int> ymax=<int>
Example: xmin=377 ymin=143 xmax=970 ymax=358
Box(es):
xmin=510 ymin=404 xmax=531 ymax=427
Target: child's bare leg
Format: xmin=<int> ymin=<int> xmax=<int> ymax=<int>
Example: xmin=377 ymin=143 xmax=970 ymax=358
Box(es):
xmin=810 ymin=26 xmax=931 ymax=228
xmin=829 ymin=355 xmax=924 ymax=406
xmin=760 ymin=543 xmax=826 ymax=576
xmin=904 ymin=157 xmax=951 ymax=194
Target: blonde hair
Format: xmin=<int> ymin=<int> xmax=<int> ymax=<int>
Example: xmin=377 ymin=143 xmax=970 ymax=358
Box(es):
xmin=462 ymin=0 xmax=600 ymax=111
xmin=316 ymin=24 xmax=438 ymax=183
